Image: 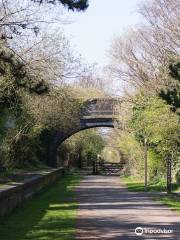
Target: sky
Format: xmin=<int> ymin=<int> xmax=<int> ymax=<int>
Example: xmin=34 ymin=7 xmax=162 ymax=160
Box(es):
xmin=64 ymin=0 xmax=142 ymax=68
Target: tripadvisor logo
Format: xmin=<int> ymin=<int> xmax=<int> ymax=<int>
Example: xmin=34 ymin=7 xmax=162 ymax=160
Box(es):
xmin=135 ymin=226 xmax=173 ymax=236
xmin=135 ymin=227 xmax=143 ymax=236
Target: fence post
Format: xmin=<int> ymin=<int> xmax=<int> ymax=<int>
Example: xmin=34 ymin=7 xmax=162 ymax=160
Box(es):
xmin=144 ymin=138 xmax=148 ymax=191
xmin=167 ymin=155 xmax=172 ymax=194
xmin=93 ymin=160 xmax=96 ymax=174
xmin=95 ymin=159 xmax=98 ymax=174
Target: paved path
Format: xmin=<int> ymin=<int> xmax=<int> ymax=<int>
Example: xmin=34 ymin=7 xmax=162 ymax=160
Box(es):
xmin=75 ymin=175 xmax=180 ymax=240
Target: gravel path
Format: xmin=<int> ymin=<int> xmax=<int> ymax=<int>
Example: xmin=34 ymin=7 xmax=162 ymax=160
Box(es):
xmin=75 ymin=175 xmax=180 ymax=240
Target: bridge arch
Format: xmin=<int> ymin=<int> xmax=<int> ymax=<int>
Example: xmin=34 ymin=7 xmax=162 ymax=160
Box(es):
xmin=47 ymin=98 xmax=120 ymax=166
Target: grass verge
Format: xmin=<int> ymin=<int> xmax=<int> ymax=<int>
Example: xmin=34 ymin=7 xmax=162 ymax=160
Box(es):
xmin=156 ymin=195 xmax=180 ymax=213
xmin=121 ymin=175 xmax=180 ymax=192
xmin=121 ymin=175 xmax=180 ymax=213
xmin=0 ymin=173 xmax=82 ymax=240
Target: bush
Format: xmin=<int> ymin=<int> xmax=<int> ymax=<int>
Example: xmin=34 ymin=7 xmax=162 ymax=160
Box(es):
xmin=0 ymin=126 xmax=44 ymax=170
xmin=175 ymin=170 xmax=180 ymax=184
xmin=147 ymin=149 xmax=166 ymax=182
xmin=118 ymin=132 xmax=144 ymax=177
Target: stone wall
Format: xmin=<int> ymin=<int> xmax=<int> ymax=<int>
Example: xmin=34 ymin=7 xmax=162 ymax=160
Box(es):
xmin=0 ymin=167 xmax=64 ymax=220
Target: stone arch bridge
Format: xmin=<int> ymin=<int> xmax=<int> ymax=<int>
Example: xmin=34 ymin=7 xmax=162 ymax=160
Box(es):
xmin=48 ymin=98 xmax=121 ymax=166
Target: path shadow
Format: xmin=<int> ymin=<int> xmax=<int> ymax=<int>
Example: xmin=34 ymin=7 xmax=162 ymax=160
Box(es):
xmin=75 ymin=175 xmax=180 ymax=240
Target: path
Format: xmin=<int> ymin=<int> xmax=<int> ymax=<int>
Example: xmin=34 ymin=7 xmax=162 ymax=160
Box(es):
xmin=75 ymin=175 xmax=180 ymax=239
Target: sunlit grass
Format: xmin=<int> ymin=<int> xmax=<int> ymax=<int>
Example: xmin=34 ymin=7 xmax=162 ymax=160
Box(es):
xmin=121 ymin=175 xmax=180 ymax=214
xmin=121 ymin=175 xmax=180 ymax=192
xmin=0 ymin=173 xmax=81 ymax=240
xmin=156 ymin=195 xmax=180 ymax=213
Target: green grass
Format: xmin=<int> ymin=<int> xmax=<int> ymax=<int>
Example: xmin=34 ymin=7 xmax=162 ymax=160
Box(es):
xmin=121 ymin=175 xmax=180 ymax=214
xmin=0 ymin=173 xmax=82 ymax=240
xmin=156 ymin=195 xmax=180 ymax=213
xmin=121 ymin=175 xmax=180 ymax=192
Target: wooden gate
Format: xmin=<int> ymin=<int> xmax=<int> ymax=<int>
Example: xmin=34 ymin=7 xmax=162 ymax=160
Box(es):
xmin=96 ymin=161 xmax=124 ymax=175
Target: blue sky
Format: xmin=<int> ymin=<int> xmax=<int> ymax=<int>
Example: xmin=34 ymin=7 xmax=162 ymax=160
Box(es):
xmin=64 ymin=0 xmax=142 ymax=67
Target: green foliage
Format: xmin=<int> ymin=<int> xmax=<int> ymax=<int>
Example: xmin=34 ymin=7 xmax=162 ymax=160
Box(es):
xmin=0 ymin=107 xmax=13 ymax=139
xmin=109 ymin=0 xmax=180 ymax=185
xmin=147 ymin=149 xmax=166 ymax=181
xmin=0 ymin=43 xmax=51 ymax=170
xmin=118 ymin=132 xmax=144 ymax=177
xmin=0 ymin=84 xmax=84 ymax=170
xmin=57 ymin=142 xmax=71 ymax=166
xmin=0 ymin=44 xmax=49 ymax=106
xmin=130 ymin=93 xmax=148 ymax=143
xmin=61 ymin=129 xmax=105 ymax=168
xmin=159 ymin=61 xmax=180 ymax=112
xmin=131 ymin=95 xmax=179 ymax=158
xmin=117 ymin=94 xmax=179 ymax=182
xmin=81 ymin=132 xmax=104 ymax=164
xmin=0 ymin=42 xmax=92 ymax=170
xmin=0 ymin=126 xmax=44 ymax=169
xmin=0 ymin=1 xmax=96 ymax=172
xmin=22 ymin=86 xmax=82 ymax=131
xmin=102 ymin=147 xmax=120 ymax=163
xmin=175 ymin=170 xmax=180 ymax=184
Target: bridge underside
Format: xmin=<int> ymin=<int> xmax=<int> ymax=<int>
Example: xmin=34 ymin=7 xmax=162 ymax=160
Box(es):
xmin=80 ymin=117 xmax=114 ymax=130
xmin=47 ymin=117 xmax=114 ymax=167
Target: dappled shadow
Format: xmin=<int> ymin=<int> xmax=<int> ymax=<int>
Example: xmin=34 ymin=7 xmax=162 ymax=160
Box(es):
xmin=75 ymin=175 xmax=180 ymax=240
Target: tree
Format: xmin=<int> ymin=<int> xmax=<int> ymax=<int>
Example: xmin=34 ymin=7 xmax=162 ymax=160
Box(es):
xmin=159 ymin=61 xmax=180 ymax=112
xmin=58 ymin=129 xmax=104 ymax=168
xmin=22 ymin=86 xmax=82 ymax=131
xmin=106 ymin=0 xmax=180 ymax=185
xmin=0 ymin=43 xmax=49 ymax=107
xmin=0 ymin=0 xmax=88 ymax=40
xmin=108 ymin=0 xmax=180 ymax=94
xmin=117 ymin=130 xmax=145 ymax=177
xmin=129 ymin=94 xmax=179 ymax=179
xmin=0 ymin=0 xmax=91 ymax=170
xmin=32 ymin=0 xmax=89 ymax=11
xmin=13 ymin=31 xmax=87 ymax=86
